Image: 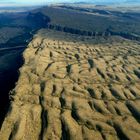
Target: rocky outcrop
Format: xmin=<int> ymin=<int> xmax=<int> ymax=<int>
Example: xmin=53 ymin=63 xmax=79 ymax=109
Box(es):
xmin=47 ymin=24 xmax=140 ymax=41
xmin=0 ymin=29 xmax=140 ymax=140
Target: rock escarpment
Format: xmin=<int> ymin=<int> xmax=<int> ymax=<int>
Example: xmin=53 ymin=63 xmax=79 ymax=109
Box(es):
xmin=0 ymin=29 xmax=140 ymax=140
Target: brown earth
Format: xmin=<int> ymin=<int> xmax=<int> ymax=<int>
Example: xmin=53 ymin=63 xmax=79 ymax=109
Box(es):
xmin=0 ymin=29 xmax=140 ymax=140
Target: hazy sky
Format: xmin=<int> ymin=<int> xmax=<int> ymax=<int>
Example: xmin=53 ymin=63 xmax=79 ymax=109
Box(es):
xmin=0 ymin=0 xmax=140 ymax=6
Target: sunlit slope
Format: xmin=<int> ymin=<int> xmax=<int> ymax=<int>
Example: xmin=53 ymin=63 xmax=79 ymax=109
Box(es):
xmin=0 ymin=29 xmax=140 ymax=140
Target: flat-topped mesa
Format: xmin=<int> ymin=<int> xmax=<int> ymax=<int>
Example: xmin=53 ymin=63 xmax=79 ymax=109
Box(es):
xmin=0 ymin=29 xmax=140 ymax=140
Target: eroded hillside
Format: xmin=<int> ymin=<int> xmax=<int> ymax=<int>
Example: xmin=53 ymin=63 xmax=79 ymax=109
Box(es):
xmin=0 ymin=29 xmax=140 ymax=140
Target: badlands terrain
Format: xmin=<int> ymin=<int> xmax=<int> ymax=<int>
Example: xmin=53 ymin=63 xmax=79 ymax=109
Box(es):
xmin=0 ymin=29 xmax=140 ymax=140
xmin=0 ymin=4 xmax=140 ymax=122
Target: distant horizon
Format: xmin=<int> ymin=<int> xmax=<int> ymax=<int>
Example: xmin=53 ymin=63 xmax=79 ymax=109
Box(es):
xmin=0 ymin=0 xmax=140 ymax=7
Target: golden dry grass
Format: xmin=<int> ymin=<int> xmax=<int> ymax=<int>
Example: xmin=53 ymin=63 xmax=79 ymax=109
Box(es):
xmin=0 ymin=29 xmax=140 ymax=140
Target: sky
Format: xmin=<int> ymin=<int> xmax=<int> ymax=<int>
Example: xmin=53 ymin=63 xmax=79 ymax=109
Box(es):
xmin=0 ymin=0 xmax=140 ymax=6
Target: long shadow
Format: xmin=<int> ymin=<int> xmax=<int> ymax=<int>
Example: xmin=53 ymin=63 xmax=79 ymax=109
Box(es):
xmin=0 ymin=49 xmax=24 ymax=128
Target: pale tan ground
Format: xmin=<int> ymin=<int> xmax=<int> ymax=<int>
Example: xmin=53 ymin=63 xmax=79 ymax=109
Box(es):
xmin=0 ymin=29 xmax=140 ymax=140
